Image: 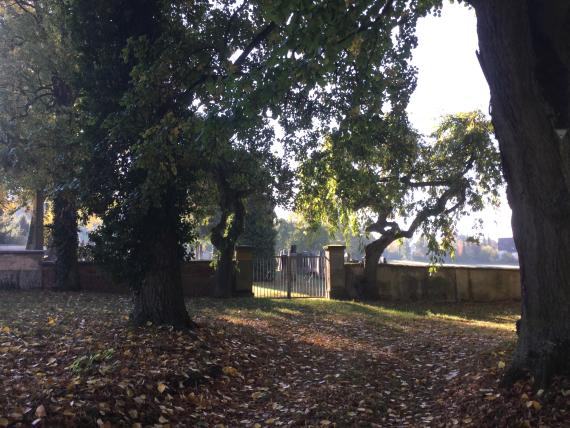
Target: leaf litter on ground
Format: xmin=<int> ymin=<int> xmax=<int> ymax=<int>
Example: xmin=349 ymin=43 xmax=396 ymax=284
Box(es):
xmin=0 ymin=291 xmax=568 ymax=427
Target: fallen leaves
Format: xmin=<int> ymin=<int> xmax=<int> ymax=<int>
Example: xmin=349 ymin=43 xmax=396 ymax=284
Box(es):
xmin=0 ymin=292 xmax=568 ymax=427
xmin=35 ymin=404 xmax=46 ymax=418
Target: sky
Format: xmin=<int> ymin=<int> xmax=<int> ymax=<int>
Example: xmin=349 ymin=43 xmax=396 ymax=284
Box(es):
xmin=407 ymin=3 xmax=513 ymax=238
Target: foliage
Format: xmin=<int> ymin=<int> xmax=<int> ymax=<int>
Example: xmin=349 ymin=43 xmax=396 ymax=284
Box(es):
xmin=0 ymin=0 xmax=81 ymax=195
xmin=69 ymin=0 xmax=444 ymax=293
xmin=297 ymin=111 xmax=503 ymax=265
xmin=275 ymin=215 xmax=331 ymax=254
xmin=237 ymin=193 xmax=277 ymax=259
xmin=0 ymin=187 xmax=28 ymax=244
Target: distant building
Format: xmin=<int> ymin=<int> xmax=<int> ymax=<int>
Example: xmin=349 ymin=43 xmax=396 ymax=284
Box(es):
xmin=498 ymin=237 xmax=517 ymax=253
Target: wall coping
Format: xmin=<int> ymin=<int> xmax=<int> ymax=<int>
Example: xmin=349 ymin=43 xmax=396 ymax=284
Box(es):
xmin=324 ymin=244 xmax=346 ymax=250
xmin=42 ymin=259 xmax=214 ymax=266
xmin=345 ymin=261 xmax=519 ymax=271
xmin=0 ymin=250 xmax=44 ymax=255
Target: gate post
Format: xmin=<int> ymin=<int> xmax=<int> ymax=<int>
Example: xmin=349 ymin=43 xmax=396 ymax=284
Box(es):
xmin=234 ymin=245 xmax=253 ymax=297
xmin=324 ymin=245 xmax=347 ymax=299
xmin=286 ymin=253 xmax=294 ymax=299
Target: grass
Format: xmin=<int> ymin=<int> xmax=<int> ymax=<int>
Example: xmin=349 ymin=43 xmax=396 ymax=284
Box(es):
xmin=191 ymin=297 xmax=520 ymax=332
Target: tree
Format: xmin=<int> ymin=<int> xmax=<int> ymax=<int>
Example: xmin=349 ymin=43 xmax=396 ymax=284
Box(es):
xmin=237 ymin=193 xmax=278 ymax=259
xmin=70 ymin=0 xmax=441 ymax=321
xmin=470 ymin=0 xmax=570 ymax=385
xmin=69 ymin=0 xmax=199 ymax=327
xmin=0 ymin=0 xmax=81 ymax=289
xmin=297 ymin=111 xmax=502 ymax=295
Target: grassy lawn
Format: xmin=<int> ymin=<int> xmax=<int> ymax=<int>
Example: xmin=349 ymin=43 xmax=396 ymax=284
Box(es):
xmin=0 ymin=291 xmax=568 ymax=427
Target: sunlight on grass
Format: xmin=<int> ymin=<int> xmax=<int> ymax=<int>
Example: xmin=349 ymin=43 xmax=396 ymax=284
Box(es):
xmin=190 ymin=297 xmax=518 ymax=333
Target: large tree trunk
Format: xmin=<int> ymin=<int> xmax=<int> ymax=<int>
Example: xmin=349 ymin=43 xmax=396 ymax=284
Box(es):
xmin=26 ymin=190 xmax=44 ymax=251
xmin=473 ymin=0 xmax=570 ymax=386
xmin=131 ymin=216 xmax=193 ymax=329
xmin=52 ymin=191 xmax=80 ymax=291
xmin=361 ymin=235 xmax=395 ymax=299
xmin=211 ymin=185 xmax=246 ymax=298
xmin=215 ymin=246 xmax=235 ymax=298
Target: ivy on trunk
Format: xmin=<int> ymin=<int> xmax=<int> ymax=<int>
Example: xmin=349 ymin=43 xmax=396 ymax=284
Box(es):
xmin=52 ymin=190 xmax=80 ymax=291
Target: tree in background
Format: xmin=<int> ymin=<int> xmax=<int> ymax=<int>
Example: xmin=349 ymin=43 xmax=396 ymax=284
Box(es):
xmin=0 ymin=186 xmax=29 ymax=244
xmin=297 ymin=112 xmax=502 ymax=296
xmin=471 ymin=0 xmax=570 ymax=385
xmin=275 ymin=216 xmax=330 ymax=254
xmin=237 ymin=193 xmax=277 ymax=259
xmin=0 ymin=0 xmax=81 ymax=290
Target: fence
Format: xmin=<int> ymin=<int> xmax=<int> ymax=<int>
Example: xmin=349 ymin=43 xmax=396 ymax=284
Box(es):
xmin=253 ymin=254 xmax=327 ymax=298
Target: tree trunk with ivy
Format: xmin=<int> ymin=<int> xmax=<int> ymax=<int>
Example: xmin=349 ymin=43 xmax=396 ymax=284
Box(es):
xmin=131 ymin=198 xmax=193 ymax=329
xmin=52 ymin=190 xmax=80 ymax=291
xmin=211 ymin=176 xmax=246 ymax=298
xmin=473 ymin=0 xmax=570 ymax=386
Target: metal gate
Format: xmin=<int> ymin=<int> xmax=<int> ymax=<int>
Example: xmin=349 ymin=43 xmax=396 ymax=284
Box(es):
xmin=253 ymin=254 xmax=328 ymax=298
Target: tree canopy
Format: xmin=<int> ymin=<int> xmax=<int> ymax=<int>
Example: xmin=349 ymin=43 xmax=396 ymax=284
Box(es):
xmin=297 ymin=111 xmax=502 ymax=292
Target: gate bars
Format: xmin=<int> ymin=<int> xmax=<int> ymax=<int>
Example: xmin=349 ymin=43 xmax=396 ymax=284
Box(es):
xmin=252 ymin=254 xmax=328 ymax=298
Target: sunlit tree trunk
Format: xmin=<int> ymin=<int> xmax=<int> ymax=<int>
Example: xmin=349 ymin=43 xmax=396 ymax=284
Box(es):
xmin=26 ymin=190 xmax=44 ymax=251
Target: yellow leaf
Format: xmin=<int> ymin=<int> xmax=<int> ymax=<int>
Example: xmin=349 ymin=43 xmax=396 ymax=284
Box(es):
xmin=1 ymin=326 xmax=10 ymax=334
xmin=497 ymin=361 xmax=506 ymax=369
xmin=47 ymin=317 xmax=57 ymax=326
xmin=525 ymin=400 xmax=541 ymax=410
xmin=222 ymin=366 xmax=239 ymax=377
xmin=157 ymin=383 xmax=167 ymax=394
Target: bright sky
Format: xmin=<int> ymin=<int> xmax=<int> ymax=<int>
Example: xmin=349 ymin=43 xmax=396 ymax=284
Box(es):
xmin=408 ymin=3 xmax=512 ymax=238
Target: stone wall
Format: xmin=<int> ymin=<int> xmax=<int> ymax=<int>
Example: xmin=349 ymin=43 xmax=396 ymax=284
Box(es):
xmin=0 ymin=250 xmax=43 ymax=290
xmin=344 ymin=262 xmax=520 ymax=302
xmin=42 ymin=261 xmax=216 ymax=296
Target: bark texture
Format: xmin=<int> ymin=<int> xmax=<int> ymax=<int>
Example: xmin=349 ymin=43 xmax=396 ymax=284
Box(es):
xmin=26 ymin=190 xmax=44 ymax=251
xmin=473 ymin=0 xmax=570 ymax=386
xmin=131 ymin=217 xmax=193 ymax=329
xmin=362 ymin=234 xmax=394 ymax=299
xmin=52 ymin=191 xmax=80 ymax=291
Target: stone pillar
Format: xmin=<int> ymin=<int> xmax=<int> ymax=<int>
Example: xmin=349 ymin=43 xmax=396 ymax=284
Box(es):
xmin=324 ymin=244 xmax=347 ymax=299
xmin=234 ymin=245 xmax=254 ymax=297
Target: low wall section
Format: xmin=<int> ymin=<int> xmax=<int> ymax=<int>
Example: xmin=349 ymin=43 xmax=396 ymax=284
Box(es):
xmin=344 ymin=262 xmax=520 ymax=302
xmin=0 ymin=250 xmax=43 ymax=290
xmin=42 ymin=261 xmax=216 ymax=296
